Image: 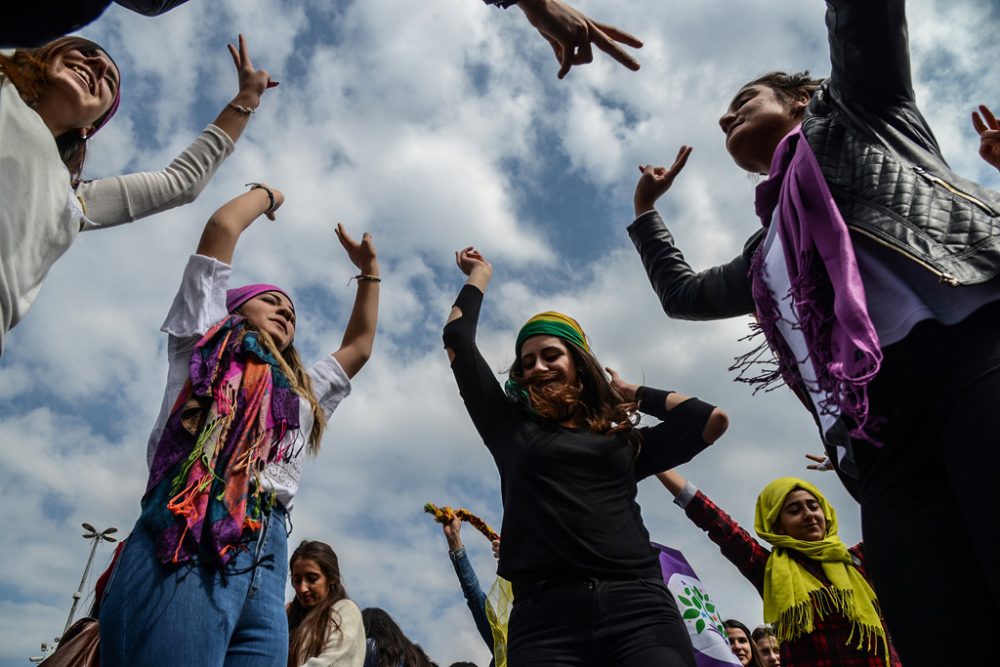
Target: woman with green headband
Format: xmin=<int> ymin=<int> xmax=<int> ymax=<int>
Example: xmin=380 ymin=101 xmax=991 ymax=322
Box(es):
xmin=657 ymin=470 xmax=901 ymax=667
xmin=443 ymin=246 xmax=729 ymax=666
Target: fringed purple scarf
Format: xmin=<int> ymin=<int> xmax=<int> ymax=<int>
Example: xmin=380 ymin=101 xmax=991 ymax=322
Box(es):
xmin=745 ymin=127 xmax=882 ymax=440
xmin=140 ymin=314 xmax=299 ymax=567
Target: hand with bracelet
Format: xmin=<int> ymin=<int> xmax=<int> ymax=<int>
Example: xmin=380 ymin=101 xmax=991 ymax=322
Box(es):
xmin=212 ymin=34 xmax=278 ymax=143
xmin=245 ymin=182 xmax=283 ymax=220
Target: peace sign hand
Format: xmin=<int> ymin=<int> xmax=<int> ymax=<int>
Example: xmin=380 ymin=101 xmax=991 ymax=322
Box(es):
xmin=227 ymin=34 xmax=278 ymax=109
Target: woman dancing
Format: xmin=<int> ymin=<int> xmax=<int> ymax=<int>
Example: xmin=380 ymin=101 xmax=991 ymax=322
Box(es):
xmin=0 ymin=33 xmax=272 ymax=355
xmin=442 ymin=247 xmax=729 ymax=666
xmin=99 ymin=185 xmax=379 ymax=666
xmin=628 ymin=1 xmax=1000 ymax=662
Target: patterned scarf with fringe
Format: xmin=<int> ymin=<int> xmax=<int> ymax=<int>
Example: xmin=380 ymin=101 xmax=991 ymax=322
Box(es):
xmin=140 ymin=314 xmax=299 ymax=567
xmin=754 ymin=477 xmax=888 ymax=661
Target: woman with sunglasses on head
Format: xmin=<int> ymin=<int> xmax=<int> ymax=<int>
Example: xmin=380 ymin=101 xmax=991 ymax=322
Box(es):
xmin=0 ymin=33 xmax=273 ymax=356
xmin=443 ymin=246 xmax=729 ymax=666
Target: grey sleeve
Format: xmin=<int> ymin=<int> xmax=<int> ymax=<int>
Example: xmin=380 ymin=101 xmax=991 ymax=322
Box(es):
xmin=77 ymin=124 xmax=235 ymax=230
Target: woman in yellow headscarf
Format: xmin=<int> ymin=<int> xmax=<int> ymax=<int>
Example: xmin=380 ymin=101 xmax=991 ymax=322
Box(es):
xmin=658 ymin=471 xmax=901 ymax=667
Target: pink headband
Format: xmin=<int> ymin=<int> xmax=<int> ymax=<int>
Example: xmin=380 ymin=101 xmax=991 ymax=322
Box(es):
xmin=226 ymin=284 xmax=294 ymax=314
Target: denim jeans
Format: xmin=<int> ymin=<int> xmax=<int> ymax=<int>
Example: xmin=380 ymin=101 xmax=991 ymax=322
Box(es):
xmin=99 ymin=506 xmax=289 ymax=667
xmin=507 ymin=576 xmax=695 ymax=667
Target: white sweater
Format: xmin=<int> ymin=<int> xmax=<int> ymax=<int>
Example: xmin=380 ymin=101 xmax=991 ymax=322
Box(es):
xmin=0 ymin=76 xmax=235 ymax=354
xmin=298 ymin=599 xmax=367 ymax=667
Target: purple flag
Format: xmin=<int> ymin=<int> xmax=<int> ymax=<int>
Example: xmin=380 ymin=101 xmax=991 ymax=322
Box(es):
xmin=652 ymin=542 xmax=743 ymax=667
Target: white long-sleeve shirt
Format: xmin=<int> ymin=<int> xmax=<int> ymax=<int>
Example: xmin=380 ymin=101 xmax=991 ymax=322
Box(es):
xmin=0 ymin=75 xmax=234 ymax=354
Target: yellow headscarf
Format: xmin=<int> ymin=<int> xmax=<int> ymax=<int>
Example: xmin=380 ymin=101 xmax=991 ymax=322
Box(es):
xmin=754 ymin=477 xmax=887 ymax=659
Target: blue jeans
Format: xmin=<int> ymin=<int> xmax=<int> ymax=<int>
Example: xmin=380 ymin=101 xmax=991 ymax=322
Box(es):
xmin=99 ymin=507 xmax=289 ymax=667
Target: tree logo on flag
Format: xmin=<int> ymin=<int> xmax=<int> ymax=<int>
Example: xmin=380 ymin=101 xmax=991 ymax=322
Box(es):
xmin=676 ymin=579 xmax=726 ymax=636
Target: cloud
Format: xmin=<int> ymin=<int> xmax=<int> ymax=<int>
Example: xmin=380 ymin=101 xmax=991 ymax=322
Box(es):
xmin=2 ymin=0 xmax=997 ymax=664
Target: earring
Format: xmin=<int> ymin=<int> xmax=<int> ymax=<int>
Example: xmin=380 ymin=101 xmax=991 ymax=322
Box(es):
xmin=80 ymin=129 xmax=88 ymax=140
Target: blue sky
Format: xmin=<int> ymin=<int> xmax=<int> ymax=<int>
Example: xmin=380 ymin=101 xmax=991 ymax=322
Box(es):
xmin=2 ymin=0 xmax=999 ymax=664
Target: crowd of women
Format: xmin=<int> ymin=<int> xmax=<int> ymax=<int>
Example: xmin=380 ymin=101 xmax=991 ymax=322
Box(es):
xmin=3 ymin=0 xmax=1000 ymax=665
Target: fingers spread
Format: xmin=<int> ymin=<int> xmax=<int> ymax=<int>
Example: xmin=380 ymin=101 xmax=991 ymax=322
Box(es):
xmin=973 ymin=111 xmax=987 ymax=135
xmin=227 ymin=43 xmax=241 ymax=68
xmin=980 ymin=104 xmax=998 ymax=128
xmin=592 ymin=21 xmax=643 ymax=49
xmin=591 ymin=25 xmax=639 ymax=71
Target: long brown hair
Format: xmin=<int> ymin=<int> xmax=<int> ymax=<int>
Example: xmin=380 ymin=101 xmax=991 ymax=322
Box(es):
xmin=507 ymin=340 xmax=641 ymax=450
xmin=0 ymin=36 xmax=117 ymax=180
xmin=248 ymin=325 xmax=327 ymax=454
xmin=287 ymin=541 xmax=350 ymax=666
xmin=361 ymin=607 xmax=437 ymax=667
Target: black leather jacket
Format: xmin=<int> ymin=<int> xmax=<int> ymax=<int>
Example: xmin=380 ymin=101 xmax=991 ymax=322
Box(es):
xmin=629 ymin=0 xmax=1000 ymax=322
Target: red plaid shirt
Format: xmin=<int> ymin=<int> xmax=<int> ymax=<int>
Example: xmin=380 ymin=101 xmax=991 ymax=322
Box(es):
xmin=685 ymin=490 xmax=902 ymax=667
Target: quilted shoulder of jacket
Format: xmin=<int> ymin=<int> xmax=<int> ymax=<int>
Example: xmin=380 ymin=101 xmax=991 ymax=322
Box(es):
xmin=802 ymin=82 xmax=1000 ymax=287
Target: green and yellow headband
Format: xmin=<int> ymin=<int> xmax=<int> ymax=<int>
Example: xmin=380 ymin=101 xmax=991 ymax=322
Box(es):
xmin=515 ymin=311 xmax=590 ymax=357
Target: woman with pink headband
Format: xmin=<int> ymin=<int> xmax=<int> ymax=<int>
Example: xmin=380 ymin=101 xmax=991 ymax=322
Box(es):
xmin=99 ymin=184 xmax=380 ymax=666
xmin=0 ymin=34 xmax=275 ymax=357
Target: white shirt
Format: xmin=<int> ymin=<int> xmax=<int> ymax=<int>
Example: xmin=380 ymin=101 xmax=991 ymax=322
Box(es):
xmin=146 ymin=253 xmax=351 ymax=510
xmin=0 ymin=75 xmax=234 ymax=355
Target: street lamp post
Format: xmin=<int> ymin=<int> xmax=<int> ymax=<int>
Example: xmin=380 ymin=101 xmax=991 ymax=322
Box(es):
xmin=63 ymin=522 xmax=118 ymax=634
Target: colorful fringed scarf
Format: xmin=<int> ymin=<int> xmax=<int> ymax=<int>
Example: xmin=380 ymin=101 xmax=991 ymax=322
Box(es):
xmin=744 ymin=126 xmax=882 ymax=440
xmin=754 ymin=478 xmax=888 ymax=661
xmin=140 ymin=314 xmax=299 ymax=567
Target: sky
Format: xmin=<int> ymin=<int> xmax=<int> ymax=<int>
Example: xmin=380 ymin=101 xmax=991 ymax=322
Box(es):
xmin=2 ymin=0 xmax=999 ymax=664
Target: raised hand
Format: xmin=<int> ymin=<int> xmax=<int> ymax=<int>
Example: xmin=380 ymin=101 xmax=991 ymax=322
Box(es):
xmin=972 ymin=104 xmax=1000 ymax=172
xmin=634 ymin=145 xmax=693 ymax=217
xmin=455 ymin=246 xmax=493 ymax=278
xmin=517 ymin=0 xmax=642 ymax=80
xmin=605 ymin=366 xmax=638 ymax=402
xmin=805 ymin=453 xmax=834 ymax=472
xmin=335 ymin=224 xmax=379 ymax=275
xmin=227 ymin=34 xmax=278 ymax=107
xmin=442 ymin=515 xmax=464 ymax=551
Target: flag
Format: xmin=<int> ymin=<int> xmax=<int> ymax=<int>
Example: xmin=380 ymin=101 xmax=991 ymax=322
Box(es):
xmin=653 ymin=541 xmax=743 ymax=667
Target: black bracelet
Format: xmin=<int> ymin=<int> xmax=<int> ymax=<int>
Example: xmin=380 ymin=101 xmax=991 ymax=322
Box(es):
xmin=245 ymin=182 xmax=276 ymax=214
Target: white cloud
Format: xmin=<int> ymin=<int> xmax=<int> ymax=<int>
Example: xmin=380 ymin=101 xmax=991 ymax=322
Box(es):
xmin=1 ymin=0 xmax=996 ymax=664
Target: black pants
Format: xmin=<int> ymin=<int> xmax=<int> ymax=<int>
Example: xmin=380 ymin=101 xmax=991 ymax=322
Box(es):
xmin=507 ymin=576 xmax=696 ymax=667
xmin=855 ymin=301 xmax=1000 ymax=667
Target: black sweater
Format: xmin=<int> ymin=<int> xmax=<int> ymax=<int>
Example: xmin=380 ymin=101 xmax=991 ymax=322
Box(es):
xmin=443 ymin=284 xmax=717 ymax=583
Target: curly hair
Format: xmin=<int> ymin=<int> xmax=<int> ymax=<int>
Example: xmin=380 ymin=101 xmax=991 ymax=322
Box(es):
xmin=507 ymin=339 xmax=641 ymax=451
xmin=287 ymin=541 xmax=351 ymax=667
xmin=0 ymin=36 xmax=118 ymax=181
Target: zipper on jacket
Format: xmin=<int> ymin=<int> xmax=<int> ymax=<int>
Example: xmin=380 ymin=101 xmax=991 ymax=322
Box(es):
xmin=914 ymin=166 xmax=999 ymax=216
xmin=850 ymin=226 xmax=961 ymax=287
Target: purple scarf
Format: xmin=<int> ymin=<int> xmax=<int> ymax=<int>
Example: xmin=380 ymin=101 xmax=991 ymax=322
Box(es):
xmin=749 ymin=127 xmax=882 ymax=440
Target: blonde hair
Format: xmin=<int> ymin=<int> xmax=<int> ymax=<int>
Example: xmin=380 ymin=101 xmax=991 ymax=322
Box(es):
xmin=254 ymin=327 xmax=327 ymax=455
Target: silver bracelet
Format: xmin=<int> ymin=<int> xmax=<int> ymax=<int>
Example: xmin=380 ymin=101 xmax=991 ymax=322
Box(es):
xmin=228 ymin=101 xmax=255 ymax=115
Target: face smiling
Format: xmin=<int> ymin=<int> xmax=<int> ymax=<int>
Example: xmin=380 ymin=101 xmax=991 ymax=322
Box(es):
xmin=718 ymin=84 xmax=807 ymax=174
xmin=518 ymin=335 xmax=578 ymax=387
xmin=775 ymin=489 xmax=827 ymax=541
xmin=240 ymin=291 xmax=296 ymax=351
xmin=290 ymin=558 xmax=331 ymax=610
xmin=726 ymin=627 xmax=753 ymax=666
xmin=34 ymin=47 xmax=120 ymax=137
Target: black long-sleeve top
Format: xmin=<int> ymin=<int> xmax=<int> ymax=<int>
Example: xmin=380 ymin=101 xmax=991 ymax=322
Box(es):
xmin=442 ymin=284 xmax=718 ymax=584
